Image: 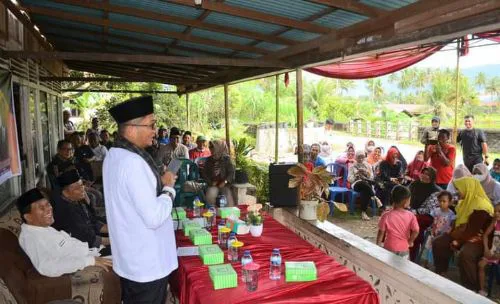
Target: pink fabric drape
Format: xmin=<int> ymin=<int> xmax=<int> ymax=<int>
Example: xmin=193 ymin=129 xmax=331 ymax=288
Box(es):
xmin=475 ymin=31 xmax=500 ymax=43
xmin=306 ymin=45 xmax=443 ymax=79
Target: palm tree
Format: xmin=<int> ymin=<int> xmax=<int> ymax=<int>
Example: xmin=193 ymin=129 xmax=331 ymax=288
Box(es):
xmin=304 ymin=79 xmax=337 ymax=115
xmin=475 ymin=72 xmax=487 ymax=93
xmin=414 ymin=69 xmax=429 ymax=98
xmin=338 ymin=79 xmax=355 ymax=95
xmin=365 ymin=78 xmax=384 ymax=103
xmin=485 ymin=76 xmax=500 ymax=100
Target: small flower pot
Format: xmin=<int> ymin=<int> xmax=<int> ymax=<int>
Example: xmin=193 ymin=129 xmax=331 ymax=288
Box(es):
xmin=300 ymin=200 xmax=318 ymax=221
xmin=249 ymin=224 xmax=263 ymax=237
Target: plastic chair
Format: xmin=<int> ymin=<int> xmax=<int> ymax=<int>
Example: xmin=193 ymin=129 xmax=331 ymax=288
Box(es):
xmin=174 ymin=159 xmax=204 ymax=208
xmin=416 ymin=228 xmax=432 ymax=265
xmin=326 ymin=163 xmax=352 ymax=215
xmin=487 ymin=262 xmax=500 ymax=296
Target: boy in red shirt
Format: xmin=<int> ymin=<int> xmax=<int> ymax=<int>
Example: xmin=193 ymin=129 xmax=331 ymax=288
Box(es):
xmin=425 ymin=129 xmax=456 ymax=189
xmin=377 ymin=185 xmax=419 ymax=259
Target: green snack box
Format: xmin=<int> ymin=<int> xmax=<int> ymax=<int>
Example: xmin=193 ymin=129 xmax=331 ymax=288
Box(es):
xmin=198 ymin=244 xmax=224 ymax=265
xmin=209 ymin=264 xmax=238 ymax=290
xmin=183 ymin=220 xmax=202 ymax=236
xmin=217 ymin=207 xmax=240 ymax=219
xmin=171 ymin=207 xmax=186 ymax=220
xmin=189 ymin=228 xmax=213 ymax=245
xmin=285 ymin=261 xmax=317 ymax=282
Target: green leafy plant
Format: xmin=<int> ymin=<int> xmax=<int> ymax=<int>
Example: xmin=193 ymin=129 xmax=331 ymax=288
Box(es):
xmin=246 ymin=204 xmax=264 ymax=226
xmin=232 ymin=137 xmax=255 ymax=169
xmin=287 ymin=163 xmax=332 ymax=201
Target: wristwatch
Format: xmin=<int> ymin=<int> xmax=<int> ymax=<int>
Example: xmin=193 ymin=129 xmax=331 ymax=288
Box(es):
xmin=161 ymin=189 xmax=174 ymax=201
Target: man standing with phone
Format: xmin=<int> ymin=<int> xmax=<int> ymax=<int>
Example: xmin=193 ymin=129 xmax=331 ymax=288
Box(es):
xmin=424 ymin=129 xmax=456 ymax=189
xmin=103 ymin=96 xmax=177 ymax=304
xmin=457 ymin=115 xmax=489 ymax=172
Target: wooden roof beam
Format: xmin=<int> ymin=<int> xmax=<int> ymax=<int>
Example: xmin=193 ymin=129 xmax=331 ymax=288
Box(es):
xmin=41 ymin=77 xmax=217 ymax=84
xmin=306 ymin=0 xmax=386 ymax=18
xmin=1 ymin=51 xmax=289 ymax=68
xmin=48 ymin=0 xmax=297 ymax=46
xmin=62 ymin=89 xmax=179 ymax=94
xmin=168 ymin=0 xmax=332 ymax=34
xmin=23 ymin=5 xmax=270 ymax=55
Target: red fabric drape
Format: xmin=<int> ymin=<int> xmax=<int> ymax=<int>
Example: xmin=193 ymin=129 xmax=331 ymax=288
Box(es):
xmin=170 ymin=213 xmax=379 ymax=304
xmin=306 ymin=45 xmax=443 ymax=79
xmin=475 ymin=31 xmax=500 ymax=43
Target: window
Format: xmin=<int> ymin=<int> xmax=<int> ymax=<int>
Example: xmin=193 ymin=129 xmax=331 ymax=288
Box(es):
xmin=39 ymin=91 xmax=50 ymax=166
xmin=29 ymin=89 xmax=39 ymax=177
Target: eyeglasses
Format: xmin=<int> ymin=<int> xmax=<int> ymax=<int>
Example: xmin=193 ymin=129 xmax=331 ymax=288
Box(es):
xmin=124 ymin=123 xmax=156 ymax=130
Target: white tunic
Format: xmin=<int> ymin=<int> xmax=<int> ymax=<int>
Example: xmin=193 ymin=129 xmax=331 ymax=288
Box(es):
xmin=19 ymin=224 xmax=98 ymax=277
xmin=91 ymin=144 xmax=108 ymax=161
xmin=103 ymin=147 xmax=177 ymax=283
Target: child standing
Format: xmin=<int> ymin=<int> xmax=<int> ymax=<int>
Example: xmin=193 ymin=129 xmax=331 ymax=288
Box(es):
xmin=377 ymin=185 xmax=419 ymax=259
xmin=478 ymin=204 xmax=500 ymax=296
xmin=421 ymin=191 xmax=456 ymax=266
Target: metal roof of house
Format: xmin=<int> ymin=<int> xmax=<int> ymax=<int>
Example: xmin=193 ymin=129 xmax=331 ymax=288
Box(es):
xmin=4 ymin=0 xmax=500 ymax=93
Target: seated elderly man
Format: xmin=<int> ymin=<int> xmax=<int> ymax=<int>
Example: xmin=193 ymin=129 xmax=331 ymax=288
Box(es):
xmin=51 ymin=169 xmax=110 ymax=254
xmin=17 ymin=188 xmax=112 ymax=277
xmin=47 ymin=140 xmax=76 ymax=187
xmin=157 ymin=127 xmax=189 ymax=166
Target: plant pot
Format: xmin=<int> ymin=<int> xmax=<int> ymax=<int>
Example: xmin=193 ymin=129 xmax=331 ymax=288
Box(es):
xmin=300 ymin=200 xmax=319 ymax=221
xmin=249 ymin=224 xmax=263 ymax=237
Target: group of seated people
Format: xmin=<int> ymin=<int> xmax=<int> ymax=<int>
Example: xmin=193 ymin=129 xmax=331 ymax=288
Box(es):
xmin=306 ymin=136 xmax=500 ymax=295
xmin=18 ymin=121 xmax=238 ymax=281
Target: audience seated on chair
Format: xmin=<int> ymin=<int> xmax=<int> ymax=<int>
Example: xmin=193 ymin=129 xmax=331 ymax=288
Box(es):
xmin=70 ymin=133 xmax=95 ymax=182
xmin=348 ymin=150 xmax=377 ymax=221
xmin=202 ymin=140 xmax=235 ymax=207
xmin=47 ymin=140 xmax=76 ymax=189
xmin=157 ymin=127 xmax=189 ymax=166
xmin=16 ymin=188 xmax=112 ymax=278
xmin=189 ymin=135 xmax=211 ymax=161
xmin=51 ymin=169 xmax=110 ymax=255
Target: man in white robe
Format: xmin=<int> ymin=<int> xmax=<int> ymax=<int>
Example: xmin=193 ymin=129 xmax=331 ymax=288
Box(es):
xmin=17 ymin=188 xmax=112 ymax=277
xmin=104 ymin=95 xmax=177 ymax=304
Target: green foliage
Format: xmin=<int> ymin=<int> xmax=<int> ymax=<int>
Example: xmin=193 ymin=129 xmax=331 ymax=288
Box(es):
xmin=238 ymin=159 xmax=269 ymax=204
xmin=232 ymin=137 xmax=255 ymax=169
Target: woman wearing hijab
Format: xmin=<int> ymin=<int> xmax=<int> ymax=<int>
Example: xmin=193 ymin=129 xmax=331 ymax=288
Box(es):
xmin=202 ymin=140 xmax=235 ymax=206
xmin=409 ymin=167 xmax=441 ymax=261
xmin=348 ymin=150 xmax=376 ymax=221
xmin=365 ymin=140 xmax=376 ymax=156
xmin=472 ymin=163 xmax=500 ymax=205
xmin=447 ymin=164 xmax=473 ymax=200
xmin=376 ymin=147 xmax=405 ymax=207
xmin=432 ymin=177 xmax=494 ymax=291
xmin=405 ymin=151 xmax=428 ymax=183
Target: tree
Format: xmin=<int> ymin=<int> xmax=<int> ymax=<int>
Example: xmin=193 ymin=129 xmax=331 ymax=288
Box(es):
xmin=475 ymin=72 xmax=487 ymax=93
xmin=304 ymin=78 xmax=337 ymax=116
xmin=485 ymin=76 xmax=500 ymax=100
xmin=338 ymin=79 xmax=355 ymax=95
xmin=364 ymin=78 xmax=384 ymax=103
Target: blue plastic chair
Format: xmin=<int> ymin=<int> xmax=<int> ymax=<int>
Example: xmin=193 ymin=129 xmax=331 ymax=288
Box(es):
xmin=174 ymin=159 xmax=204 ymax=208
xmin=487 ymin=262 xmax=500 ymax=296
xmin=327 ymin=163 xmax=352 ymax=215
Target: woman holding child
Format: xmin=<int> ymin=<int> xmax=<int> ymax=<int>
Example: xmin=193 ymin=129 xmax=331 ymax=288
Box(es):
xmin=432 ymin=177 xmax=494 ymax=291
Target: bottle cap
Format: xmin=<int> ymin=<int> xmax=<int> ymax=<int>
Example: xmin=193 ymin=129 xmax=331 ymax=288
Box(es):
xmin=231 ymin=241 xmax=244 ymax=248
xmin=195 ymin=201 xmax=204 ymax=207
xmin=202 ymin=211 xmax=213 ymax=217
xmin=244 ymin=250 xmax=250 ymax=255
xmin=230 ymin=232 xmax=236 ymax=236
xmin=220 ymin=227 xmax=231 ymax=233
xmin=273 ymin=248 xmax=280 ymax=253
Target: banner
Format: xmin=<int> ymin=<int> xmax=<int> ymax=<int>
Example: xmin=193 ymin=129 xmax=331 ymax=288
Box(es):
xmin=0 ymin=70 xmax=21 ymax=185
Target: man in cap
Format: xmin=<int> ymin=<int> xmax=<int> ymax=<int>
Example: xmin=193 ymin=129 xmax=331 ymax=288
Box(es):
xmin=420 ymin=116 xmax=440 ymax=146
xmin=157 ymin=126 xmax=189 ymax=166
xmin=51 ymin=169 xmax=110 ymax=253
xmin=17 ymin=188 xmax=112 ymax=277
xmin=189 ymin=135 xmax=211 ymax=161
xmin=104 ymin=95 xmax=177 ymax=303
xmin=157 ymin=126 xmax=169 ymax=145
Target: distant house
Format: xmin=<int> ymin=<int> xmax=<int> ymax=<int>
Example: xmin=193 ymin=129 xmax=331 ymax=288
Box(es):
xmin=385 ymin=103 xmax=433 ymax=117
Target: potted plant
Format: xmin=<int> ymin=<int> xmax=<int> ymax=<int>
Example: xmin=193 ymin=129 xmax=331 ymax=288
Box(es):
xmin=287 ymin=163 xmax=346 ymax=221
xmin=232 ymin=137 xmax=255 ymax=183
xmin=246 ymin=203 xmax=264 ymax=237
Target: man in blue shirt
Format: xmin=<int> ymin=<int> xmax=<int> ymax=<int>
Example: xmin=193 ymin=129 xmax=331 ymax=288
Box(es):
xmin=310 ymin=143 xmax=326 ymax=167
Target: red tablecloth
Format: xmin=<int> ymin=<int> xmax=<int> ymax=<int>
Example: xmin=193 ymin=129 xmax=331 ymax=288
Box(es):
xmin=170 ymin=215 xmax=379 ymax=304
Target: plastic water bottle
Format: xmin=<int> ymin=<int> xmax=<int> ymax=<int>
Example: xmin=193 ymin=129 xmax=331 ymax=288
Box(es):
xmin=217 ymin=195 xmax=227 ymax=208
xmin=269 ymin=248 xmax=282 ymax=280
xmin=227 ymin=232 xmax=237 ymax=260
xmin=193 ymin=196 xmax=201 ymax=217
xmin=241 ymin=250 xmax=253 ymax=282
xmin=217 ymin=220 xmax=226 ymax=245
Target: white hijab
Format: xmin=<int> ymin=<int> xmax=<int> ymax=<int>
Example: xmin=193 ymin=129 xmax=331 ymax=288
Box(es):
xmin=473 ymin=163 xmax=500 ymax=204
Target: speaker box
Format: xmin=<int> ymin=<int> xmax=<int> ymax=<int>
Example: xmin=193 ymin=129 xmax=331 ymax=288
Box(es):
xmin=269 ymin=163 xmax=298 ymax=207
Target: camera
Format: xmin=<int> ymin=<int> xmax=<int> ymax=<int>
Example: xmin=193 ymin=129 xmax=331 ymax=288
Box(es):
xmin=426 ymin=130 xmax=438 ymax=145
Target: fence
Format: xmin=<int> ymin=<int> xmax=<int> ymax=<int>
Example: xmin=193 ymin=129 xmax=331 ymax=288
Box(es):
xmin=348 ymin=120 xmax=420 ymax=141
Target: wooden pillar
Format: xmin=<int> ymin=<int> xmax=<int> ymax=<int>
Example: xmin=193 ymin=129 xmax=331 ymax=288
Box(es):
xmin=275 ymin=74 xmax=279 ymax=163
xmin=186 ymin=93 xmax=190 ymax=130
xmin=453 ymin=39 xmax=460 ymax=144
xmin=224 ymin=83 xmax=230 ymax=152
xmin=296 ymin=69 xmax=304 ymax=163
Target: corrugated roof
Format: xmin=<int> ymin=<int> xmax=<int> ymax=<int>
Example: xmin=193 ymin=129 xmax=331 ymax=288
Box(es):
xmin=190 ymin=28 xmax=255 ymax=45
xmin=22 ymin=0 xmax=103 ymax=18
xmin=108 ymin=28 xmax=174 ymax=45
xmin=32 ymin=16 xmax=103 ymax=32
xmin=254 ymin=42 xmax=287 ymax=51
xmin=313 ymin=10 xmax=369 ymax=29
xmin=177 ymin=41 xmax=235 ymax=55
xmin=204 ymin=12 xmax=287 ymax=35
xmin=109 ymin=13 xmax=187 ymax=32
xmin=279 ymin=29 xmax=321 ymax=41
xmin=226 ymin=0 xmax=328 ymax=21
xmin=360 ymin=0 xmax=417 ymax=11
xmin=110 ymin=0 xmax=203 ymax=19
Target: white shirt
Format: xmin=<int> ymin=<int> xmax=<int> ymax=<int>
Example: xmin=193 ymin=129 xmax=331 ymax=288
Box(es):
xmin=19 ymin=224 xmax=98 ymax=277
xmin=103 ymin=147 xmax=177 ymax=282
xmin=91 ymin=144 xmax=108 ymax=161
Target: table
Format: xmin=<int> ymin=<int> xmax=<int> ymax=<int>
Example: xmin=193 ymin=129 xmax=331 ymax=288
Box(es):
xmin=170 ymin=214 xmax=379 ymax=304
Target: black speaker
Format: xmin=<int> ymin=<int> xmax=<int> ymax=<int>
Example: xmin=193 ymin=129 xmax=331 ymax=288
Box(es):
xmin=269 ymin=162 xmax=298 ymax=207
